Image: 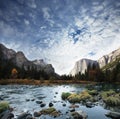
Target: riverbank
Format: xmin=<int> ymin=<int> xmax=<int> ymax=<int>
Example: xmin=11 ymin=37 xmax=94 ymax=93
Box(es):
xmin=0 ymin=79 xmax=97 ymax=85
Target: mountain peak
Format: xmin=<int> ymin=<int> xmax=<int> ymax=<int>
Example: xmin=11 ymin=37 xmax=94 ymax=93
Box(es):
xmin=0 ymin=43 xmax=55 ymax=75
xmin=70 ymin=48 xmax=120 ymax=76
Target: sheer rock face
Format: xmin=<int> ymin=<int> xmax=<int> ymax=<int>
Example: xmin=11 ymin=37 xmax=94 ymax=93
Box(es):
xmin=70 ymin=48 xmax=120 ymax=76
xmin=98 ymin=48 xmax=120 ymax=68
xmin=0 ymin=43 xmax=16 ymax=60
xmin=0 ymin=43 xmax=55 ymax=74
xmin=70 ymin=59 xmax=98 ymax=76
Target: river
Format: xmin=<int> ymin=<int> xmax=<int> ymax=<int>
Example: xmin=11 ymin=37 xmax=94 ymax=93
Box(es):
xmin=0 ymin=84 xmax=119 ymax=119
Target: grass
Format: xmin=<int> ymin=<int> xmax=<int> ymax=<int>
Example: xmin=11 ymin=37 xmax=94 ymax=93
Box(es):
xmin=101 ymin=90 xmax=120 ymax=106
xmin=61 ymin=90 xmax=92 ymax=103
xmin=0 ymin=101 xmax=9 ymax=113
xmin=61 ymin=92 xmax=71 ymax=100
xmin=40 ymin=107 xmax=60 ymax=117
xmin=101 ymin=90 xmax=115 ymax=99
xmin=87 ymin=90 xmax=98 ymax=95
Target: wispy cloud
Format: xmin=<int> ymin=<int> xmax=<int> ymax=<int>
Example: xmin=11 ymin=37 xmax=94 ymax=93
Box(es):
xmin=0 ymin=0 xmax=120 ymax=74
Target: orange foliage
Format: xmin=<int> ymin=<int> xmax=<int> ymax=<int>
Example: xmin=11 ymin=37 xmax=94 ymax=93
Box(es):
xmin=11 ymin=68 xmax=18 ymax=79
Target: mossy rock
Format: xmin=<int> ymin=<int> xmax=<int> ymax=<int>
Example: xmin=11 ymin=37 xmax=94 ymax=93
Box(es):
xmin=61 ymin=92 xmax=71 ymax=100
xmin=40 ymin=107 xmax=61 ymax=117
xmin=68 ymin=94 xmax=81 ymax=103
xmin=104 ymin=96 xmax=120 ymax=106
xmin=41 ymin=107 xmax=56 ymax=114
xmin=101 ymin=90 xmax=115 ymax=99
xmin=101 ymin=90 xmax=120 ymax=106
xmin=0 ymin=101 xmax=10 ymax=113
xmin=68 ymin=91 xmax=92 ymax=103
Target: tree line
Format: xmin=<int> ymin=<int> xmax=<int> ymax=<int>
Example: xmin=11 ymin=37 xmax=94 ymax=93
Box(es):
xmin=61 ymin=62 xmax=120 ymax=82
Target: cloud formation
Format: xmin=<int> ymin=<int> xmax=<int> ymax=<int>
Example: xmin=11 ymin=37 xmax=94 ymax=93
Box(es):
xmin=0 ymin=0 xmax=120 ymax=74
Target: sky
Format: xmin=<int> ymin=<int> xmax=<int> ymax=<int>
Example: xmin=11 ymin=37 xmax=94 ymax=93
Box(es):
xmin=0 ymin=0 xmax=120 ymax=75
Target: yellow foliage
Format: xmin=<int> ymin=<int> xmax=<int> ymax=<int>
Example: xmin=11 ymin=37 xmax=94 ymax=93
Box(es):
xmin=11 ymin=68 xmax=18 ymax=78
xmin=11 ymin=68 xmax=18 ymax=75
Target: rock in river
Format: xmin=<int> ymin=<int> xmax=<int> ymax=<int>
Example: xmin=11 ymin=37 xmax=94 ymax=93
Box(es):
xmin=86 ymin=101 xmax=95 ymax=108
xmin=36 ymin=101 xmax=43 ymax=104
xmin=17 ymin=112 xmax=33 ymax=119
xmin=49 ymin=102 xmax=53 ymax=107
xmin=71 ymin=110 xmax=88 ymax=119
xmin=0 ymin=110 xmax=14 ymax=119
xmin=40 ymin=103 xmax=46 ymax=107
xmin=105 ymin=111 xmax=120 ymax=119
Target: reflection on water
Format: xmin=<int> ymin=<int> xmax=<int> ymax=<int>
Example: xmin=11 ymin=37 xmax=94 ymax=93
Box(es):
xmin=0 ymin=84 xmax=119 ymax=119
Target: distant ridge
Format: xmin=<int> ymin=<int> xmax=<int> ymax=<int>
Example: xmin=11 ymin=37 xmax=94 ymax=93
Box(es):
xmin=0 ymin=43 xmax=55 ymax=75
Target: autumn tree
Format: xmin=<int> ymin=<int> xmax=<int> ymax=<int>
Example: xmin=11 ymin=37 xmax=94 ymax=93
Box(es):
xmin=11 ymin=68 xmax=18 ymax=79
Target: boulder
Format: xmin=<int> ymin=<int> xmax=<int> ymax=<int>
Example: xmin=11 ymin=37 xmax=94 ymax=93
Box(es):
xmin=105 ymin=111 xmax=120 ymax=119
xmin=71 ymin=110 xmax=88 ymax=119
xmin=0 ymin=110 xmax=14 ymax=119
xmin=86 ymin=102 xmax=95 ymax=108
xmin=17 ymin=113 xmax=33 ymax=119
xmin=33 ymin=112 xmax=41 ymax=117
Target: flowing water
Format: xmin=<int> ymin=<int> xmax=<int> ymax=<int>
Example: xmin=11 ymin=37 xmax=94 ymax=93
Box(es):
xmin=0 ymin=84 xmax=119 ymax=119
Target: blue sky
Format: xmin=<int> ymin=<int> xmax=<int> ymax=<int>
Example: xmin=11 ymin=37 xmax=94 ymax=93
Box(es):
xmin=0 ymin=0 xmax=120 ymax=74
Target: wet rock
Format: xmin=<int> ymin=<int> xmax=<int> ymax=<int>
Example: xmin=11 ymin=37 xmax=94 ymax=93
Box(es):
xmin=86 ymin=102 xmax=95 ymax=108
xmin=40 ymin=103 xmax=46 ymax=107
xmin=71 ymin=110 xmax=88 ymax=119
xmin=66 ymin=111 xmax=69 ymax=114
xmin=105 ymin=111 xmax=120 ymax=119
xmin=49 ymin=102 xmax=53 ymax=107
xmin=0 ymin=110 xmax=14 ymax=119
xmin=37 ymin=96 xmax=46 ymax=100
xmin=69 ymin=108 xmax=75 ymax=112
xmin=31 ymin=99 xmax=35 ymax=101
xmin=0 ymin=95 xmax=9 ymax=99
xmin=63 ymin=103 xmax=66 ymax=107
xmin=53 ymin=101 xmax=57 ymax=103
xmin=0 ymin=97 xmax=4 ymax=100
xmin=34 ymin=112 xmax=41 ymax=117
xmin=17 ymin=112 xmax=33 ymax=119
xmin=26 ymin=115 xmax=33 ymax=119
xmin=69 ymin=104 xmax=79 ymax=108
xmin=36 ymin=101 xmax=43 ymax=104
xmin=26 ymin=99 xmax=30 ymax=102
xmin=55 ymin=92 xmax=58 ymax=94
